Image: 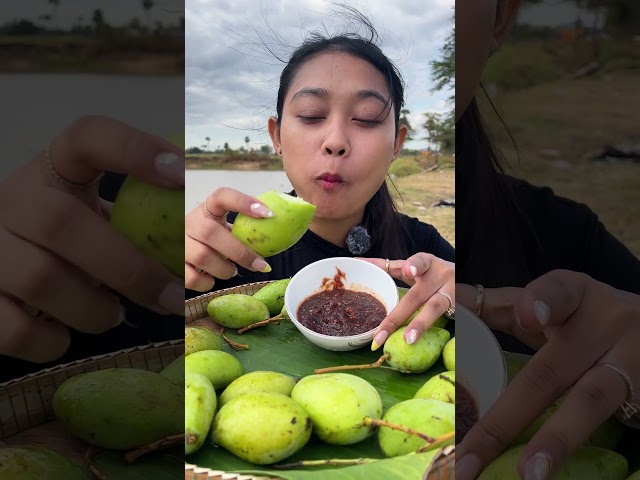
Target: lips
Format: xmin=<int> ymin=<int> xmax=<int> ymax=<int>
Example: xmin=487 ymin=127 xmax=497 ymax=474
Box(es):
xmin=317 ymin=173 xmax=344 ymax=183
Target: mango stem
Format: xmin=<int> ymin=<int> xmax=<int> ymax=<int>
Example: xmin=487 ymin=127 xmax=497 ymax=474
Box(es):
xmin=314 ymin=354 xmax=389 ymax=374
xmin=363 ymin=417 xmax=436 ymax=443
xmin=273 ymin=457 xmax=378 ymax=469
xmin=220 ymin=327 xmax=249 ymax=350
xmin=415 ymin=433 xmax=456 ymax=453
xmin=85 ymin=447 xmax=108 ymax=480
xmin=124 ymin=434 xmax=185 ymax=464
xmin=237 ymin=312 xmax=287 ymax=334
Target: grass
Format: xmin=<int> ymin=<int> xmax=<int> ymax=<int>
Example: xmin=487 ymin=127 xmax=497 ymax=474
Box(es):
xmin=480 ymin=38 xmax=640 ymax=255
xmin=186 ymin=153 xmax=283 ymax=171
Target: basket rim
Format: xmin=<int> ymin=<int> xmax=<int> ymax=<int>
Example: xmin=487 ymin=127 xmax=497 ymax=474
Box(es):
xmin=0 ymin=338 xmax=184 ymax=388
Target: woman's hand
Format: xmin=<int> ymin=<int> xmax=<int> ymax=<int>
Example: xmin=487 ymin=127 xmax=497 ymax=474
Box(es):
xmin=0 ymin=115 xmax=185 ymax=363
xmin=456 ymin=270 xmax=640 ymax=480
xmin=184 ymin=187 xmax=275 ymax=292
xmin=359 ymin=253 xmax=455 ymax=349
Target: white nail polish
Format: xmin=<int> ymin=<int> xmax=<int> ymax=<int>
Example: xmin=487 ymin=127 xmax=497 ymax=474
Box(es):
xmin=533 ymin=300 xmax=550 ymax=327
xmin=524 ymin=452 xmax=551 ymax=480
xmin=407 ymin=329 xmax=417 ymax=344
xmin=409 ymin=265 xmax=418 ymax=277
xmin=154 ymin=152 xmax=184 ymax=184
xmin=250 ymin=202 xmax=274 ymax=217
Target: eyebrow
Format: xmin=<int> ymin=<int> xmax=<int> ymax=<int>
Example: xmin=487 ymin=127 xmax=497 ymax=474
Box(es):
xmin=289 ymin=87 xmax=388 ymax=106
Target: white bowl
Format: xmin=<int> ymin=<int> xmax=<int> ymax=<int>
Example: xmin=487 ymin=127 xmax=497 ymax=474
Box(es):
xmin=455 ymin=304 xmax=507 ymax=417
xmin=284 ymin=257 xmax=399 ymax=351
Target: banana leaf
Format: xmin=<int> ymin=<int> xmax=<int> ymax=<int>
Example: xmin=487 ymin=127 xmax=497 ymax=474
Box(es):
xmin=93 ymin=448 xmax=183 ymax=479
xmin=187 ymin=318 xmax=450 ymax=479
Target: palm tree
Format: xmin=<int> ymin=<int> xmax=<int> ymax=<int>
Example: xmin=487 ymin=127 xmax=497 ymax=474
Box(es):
xmin=142 ymin=0 xmax=154 ymax=29
xmin=205 ymin=136 xmax=211 ymax=151
xmin=244 ymin=136 xmax=250 ymax=149
xmin=48 ymin=0 xmax=60 ymax=29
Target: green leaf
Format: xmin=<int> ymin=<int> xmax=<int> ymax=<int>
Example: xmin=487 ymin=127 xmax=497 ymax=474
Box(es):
xmin=188 ymin=320 xmax=449 ymax=479
xmin=93 ymin=449 xmax=183 ymax=479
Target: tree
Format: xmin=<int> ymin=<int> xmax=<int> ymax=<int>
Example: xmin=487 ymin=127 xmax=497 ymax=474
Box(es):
xmin=244 ymin=136 xmax=250 ymax=148
xmin=205 ymin=136 xmax=210 ymax=151
xmin=399 ymin=109 xmax=415 ymax=141
xmin=260 ymin=145 xmax=272 ymax=154
xmin=92 ymin=9 xmax=105 ymax=32
xmin=430 ymin=19 xmax=454 ymax=104
xmin=223 ymin=142 xmax=230 ymax=152
xmin=422 ymin=111 xmax=454 ymax=154
xmin=142 ymin=0 xmax=154 ymax=29
xmin=48 ymin=0 xmax=60 ymax=29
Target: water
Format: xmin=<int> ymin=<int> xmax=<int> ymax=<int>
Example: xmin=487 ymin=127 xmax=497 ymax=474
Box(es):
xmin=185 ymin=170 xmax=292 ymax=213
xmin=0 ymin=74 xmax=184 ymax=177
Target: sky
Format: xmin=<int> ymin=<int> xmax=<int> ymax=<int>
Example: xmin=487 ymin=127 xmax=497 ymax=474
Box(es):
xmin=1 ymin=0 xmax=184 ymax=28
xmin=185 ymin=0 xmax=454 ymax=151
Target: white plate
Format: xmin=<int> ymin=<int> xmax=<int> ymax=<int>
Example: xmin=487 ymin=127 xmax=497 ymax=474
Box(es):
xmin=455 ymin=304 xmax=507 ymax=416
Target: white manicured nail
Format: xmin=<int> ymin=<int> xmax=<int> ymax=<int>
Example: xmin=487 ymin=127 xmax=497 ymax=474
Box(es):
xmin=533 ymin=300 xmax=550 ymax=327
xmin=154 ymin=152 xmax=184 ymax=184
xmin=250 ymin=202 xmax=274 ymax=217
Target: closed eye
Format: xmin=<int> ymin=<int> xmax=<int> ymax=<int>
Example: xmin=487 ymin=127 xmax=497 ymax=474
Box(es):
xmin=355 ymin=119 xmax=381 ymax=126
xmin=298 ymin=116 xmax=324 ymax=123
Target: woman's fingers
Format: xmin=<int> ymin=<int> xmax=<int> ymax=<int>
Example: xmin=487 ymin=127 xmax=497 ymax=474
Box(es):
xmin=0 ymin=295 xmax=71 ymax=363
xmin=516 ymin=359 xmax=631 ymax=479
xmin=184 ymin=262 xmax=215 ymax=293
xmin=0 ymin=228 xmax=124 ymax=334
xmin=203 ymin=187 xmax=274 ymax=220
xmin=49 ymin=115 xmax=185 ymax=188
xmin=2 ymin=188 xmax=184 ymax=316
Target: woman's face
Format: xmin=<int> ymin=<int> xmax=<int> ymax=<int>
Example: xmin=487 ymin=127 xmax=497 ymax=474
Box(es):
xmin=269 ymin=52 xmax=406 ymax=221
xmin=455 ymin=0 xmax=521 ymax=122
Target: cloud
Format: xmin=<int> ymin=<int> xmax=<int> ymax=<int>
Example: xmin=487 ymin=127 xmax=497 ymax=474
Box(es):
xmin=185 ymin=0 xmax=453 ymax=149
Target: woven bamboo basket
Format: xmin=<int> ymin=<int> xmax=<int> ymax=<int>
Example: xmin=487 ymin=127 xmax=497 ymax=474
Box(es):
xmin=184 ymin=281 xmax=456 ymax=480
xmin=0 ymin=339 xmax=184 ymax=465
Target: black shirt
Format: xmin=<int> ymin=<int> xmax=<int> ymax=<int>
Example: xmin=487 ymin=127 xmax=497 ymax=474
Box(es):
xmin=187 ymin=211 xmax=455 ymax=299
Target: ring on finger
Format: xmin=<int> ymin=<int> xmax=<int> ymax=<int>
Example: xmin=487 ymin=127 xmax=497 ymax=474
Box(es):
xmin=42 ymin=144 xmax=103 ymax=190
xmin=598 ymin=362 xmax=639 ymax=425
xmin=202 ymin=201 xmax=227 ymax=219
xmin=435 ymin=291 xmax=455 ymax=319
xmin=384 ymin=258 xmax=390 ymax=274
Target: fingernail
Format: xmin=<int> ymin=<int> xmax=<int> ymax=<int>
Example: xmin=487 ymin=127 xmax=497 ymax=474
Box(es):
xmin=114 ymin=304 xmax=126 ymax=327
xmin=406 ymin=329 xmax=418 ymax=344
xmin=372 ymin=330 xmax=388 ymax=351
xmin=250 ymin=202 xmax=274 ymax=218
xmin=251 ymin=258 xmax=272 ymax=273
xmin=158 ymin=281 xmax=184 ymax=315
xmin=533 ymin=300 xmax=550 ymax=327
xmin=154 ymin=152 xmax=185 ymax=185
xmin=456 ymin=453 xmax=481 ymax=480
xmin=524 ymin=452 xmax=551 ymax=480
xmin=232 ymin=266 xmax=238 ymax=277
xmin=409 ymin=265 xmax=418 ymax=277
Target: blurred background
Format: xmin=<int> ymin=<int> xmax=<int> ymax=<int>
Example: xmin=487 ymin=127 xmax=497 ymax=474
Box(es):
xmin=478 ymin=0 xmax=640 ymax=255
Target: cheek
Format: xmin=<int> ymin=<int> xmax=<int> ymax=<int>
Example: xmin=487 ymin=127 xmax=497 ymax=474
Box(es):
xmin=455 ymin=2 xmax=496 ymax=120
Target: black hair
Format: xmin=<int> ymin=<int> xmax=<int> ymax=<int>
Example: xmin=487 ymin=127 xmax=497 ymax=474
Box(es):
xmin=272 ymin=6 xmax=411 ymax=259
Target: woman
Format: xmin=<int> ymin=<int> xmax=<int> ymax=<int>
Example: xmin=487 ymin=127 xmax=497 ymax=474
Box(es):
xmin=184 ymin=14 xmax=456 ymax=349
xmin=455 ymin=1 xmax=640 ymax=479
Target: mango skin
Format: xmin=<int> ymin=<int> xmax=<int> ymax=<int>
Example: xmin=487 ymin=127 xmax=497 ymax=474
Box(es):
xmin=291 ymin=373 xmax=382 ymax=445
xmin=442 ymin=336 xmax=455 ymax=371
xmin=211 ymin=391 xmax=312 ymax=465
xmin=185 ymin=372 xmax=217 ymax=455
xmin=0 ymin=447 xmax=87 ymax=480
xmin=185 ymin=327 xmax=222 ymax=356
xmin=184 ymin=350 xmax=243 ymax=390
xmin=207 ymin=294 xmax=270 ymax=329
xmin=160 ymin=354 xmax=184 ymax=385
xmin=231 ymin=191 xmax=316 ymax=257
xmin=414 ymin=371 xmax=455 ymax=404
xmin=627 ymin=470 xmax=640 ymax=480
xmin=378 ymin=398 xmax=455 ymax=457
xmin=219 ymin=370 xmax=297 ymax=407
xmin=253 ymin=278 xmax=291 ymax=316
xmin=478 ymin=445 xmax=628 ymax=480
xmin=52 ymin=368 xmax=183 ymax=450
xmin=384 ymin=326 xmax=450 ymax=373
xmin=398 ymin=287 xmax=448 ymax=328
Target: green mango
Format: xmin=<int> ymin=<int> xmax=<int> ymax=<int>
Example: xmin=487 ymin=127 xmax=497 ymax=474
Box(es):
xmin=397 ymin=287 xmax=448 ymax=328
xmin=185 ymin=327 xmax=222 ymax=355
xmin=291 ymin=373 xmax=382 ymax=445
xmin=160 ymin=354 xmax=184 ymax=385
xmin=414 ymin=371 xmax=455 ymax=403
xmin=383 ymin=326 xmax=450 ymax=373
xmin=207 ymin=294 xmax=270 ymax=329
xmin=231 ymin=191 xmax=316 ymax=257
xmin=184 ymin=350 xmax=243 ymax=389
xmin=253 ymin=278 xmax=291 ymax=316
xmin=53 ymin=368 xmax=183 ymax=450
xmin=185 ymin=372 xmax=217 ymax=455
xmin=0 ymin=447 xmax=87 ymax=480
xmin=627 ymin=470 xmax=640 ymax=480
xmin=211 ymin=392 xmax=312 ymax=464
xmin=219 ymin=370 xmax=297 ymax=407
xmin=442 ymin=336 xmax=455 ymax=371
xmin=478 ymin=445 xmax=628 ymax=480
xmin=378 ymin=398 xmax=455 ymax=457
xmin=110 ymin=175 xmax=184 ymax=278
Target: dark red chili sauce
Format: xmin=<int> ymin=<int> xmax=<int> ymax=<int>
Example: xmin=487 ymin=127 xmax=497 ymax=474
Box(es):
xmin=297 ymin=267 xmax=386 ymax=336
xmin=455 ymin=381 xmax=479 ymax=444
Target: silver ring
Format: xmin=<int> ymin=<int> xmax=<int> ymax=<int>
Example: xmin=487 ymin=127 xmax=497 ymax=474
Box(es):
xmin=599 ymin=362 xmax=639 ymax=424
xmin=435 ymin=291 xmax=455 ymax=319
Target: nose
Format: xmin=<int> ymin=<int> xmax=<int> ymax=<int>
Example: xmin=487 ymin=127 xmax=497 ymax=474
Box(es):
xmin=321 ymin=118 xmax=350 ymax=157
